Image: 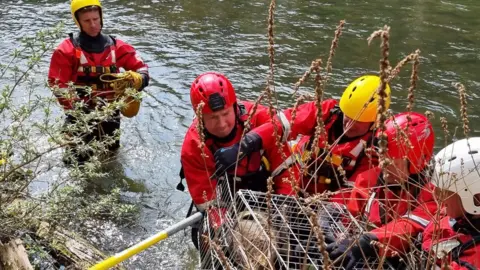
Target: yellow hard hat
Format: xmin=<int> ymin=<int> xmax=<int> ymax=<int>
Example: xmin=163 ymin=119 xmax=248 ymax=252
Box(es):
xmin=339 ymin=75 xmax=391 ymax=123
xmin=70 ymin=0 xmax=102 ymax=27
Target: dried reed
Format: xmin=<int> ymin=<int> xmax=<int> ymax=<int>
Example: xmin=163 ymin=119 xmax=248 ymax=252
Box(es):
xmin=454 ymin=82 xmax=470 ymax=137
xmin=367 ymin=25 xmax=392 ymax=174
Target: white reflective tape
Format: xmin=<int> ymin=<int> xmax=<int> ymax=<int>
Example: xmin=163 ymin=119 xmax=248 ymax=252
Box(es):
xmin=431 ymin=239 xmax=461 ymax=259
xmin=111 ymin=49 xmax=116 ymax=63
xmin=271 ymin=155 xmax=296 ymax=178
xmin=365 ymin=192 xmax=376 ymax=215
xmin=136 ymin=67 xmax=148 ymax=72
xmin=79 ymin=52 xmax=88 ymax=65
xmin=196 ymin=200 xmax=215 ymax=211
xmin=348 ymin=159 xmax=356 ymax=168
xmin=277 ymin=111 xmax=291 ymax=142
xmin=402 ymin=212 xmax=430 ymax=227
xmin=349 ymin=139 xmax=366 ymax=157
xmin=77 ymin=66 xmax=84 ymax=72
xmin=448 ymin=217 xmax=457 ymax=228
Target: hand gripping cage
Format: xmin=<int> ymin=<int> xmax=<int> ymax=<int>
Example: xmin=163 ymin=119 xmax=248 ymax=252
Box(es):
xmin=197 ymin=179 xmax=399 ymax=270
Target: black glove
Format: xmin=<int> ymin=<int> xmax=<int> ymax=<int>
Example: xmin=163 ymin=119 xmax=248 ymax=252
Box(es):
xmin=213 ymin=132 xmax=262 ymax=177
xmin=326 ymin=234 xmax=378 ymax=270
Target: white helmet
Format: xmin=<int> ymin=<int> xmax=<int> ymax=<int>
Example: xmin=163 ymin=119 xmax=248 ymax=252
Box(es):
xmin=431 ymin=137 xmax=480 ymax=215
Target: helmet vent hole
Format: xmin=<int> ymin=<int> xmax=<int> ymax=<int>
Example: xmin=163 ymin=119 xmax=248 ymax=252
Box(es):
xmin=219 ymin=81 xmax=223 ymax=87
xmin=369 ymin=97 xmax=375 ymax=103
xmin=360 ymin=77 xmax=365 ymax=81
xmin=199 ymin=87 xmax=204 ymax=92
xmin=468 ymin=150 xmax=478 ymax=155
xmin=447 ymin=156 xmax=457 ymax=162
xmin=351 ymin=86 xmax=357 ymax=92
xmin=349 ymin=94 xmax=353 ymax=99
xmin=411 ymin=122 xmax=418 ymax=127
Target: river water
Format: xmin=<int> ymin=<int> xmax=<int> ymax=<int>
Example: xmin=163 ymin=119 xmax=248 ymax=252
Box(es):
xmin=1 ymin=0 xmax=479 ymax=269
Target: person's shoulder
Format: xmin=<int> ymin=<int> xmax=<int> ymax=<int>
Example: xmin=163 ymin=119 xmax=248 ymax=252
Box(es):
xmin=57 ymin=35 xmax=74 ymax=48
xmin=53 ymin=36 xmax=75 ymax=56
xmin=353 ymin=166 xmax=381 ymax=188
xmin=322 ymin=98 xmax=339 ymax=109
xmin=241 ymin=100 xmax=268 ymax=114
xmin=110 ymin=37 xmax=139 ymax=57
xmin=110 ymin=36 xmax=134 ymax=48
xmin=181 ymin=120 xmax=202 ymax=152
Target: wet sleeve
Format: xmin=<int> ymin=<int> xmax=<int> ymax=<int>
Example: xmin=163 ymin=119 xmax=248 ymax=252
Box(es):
xmin=47 ymin=43 xmax=77 ymax=110
xmin=181 ymin=134 xmax=218 ymax=210
xmin=115 ymin=41 xmax=150 ymax=90
xmin=269 ymin=142 xmax=300 ymax=196
xmin=253 ymin=99 xmax=338 ymax=150
xmin=248 ymin=106 xmax=300 ymax=195
xmin=371 ymin=187 xmax=439 ymax=256
xmin=283 ymin=99 xmax=338 ymax=139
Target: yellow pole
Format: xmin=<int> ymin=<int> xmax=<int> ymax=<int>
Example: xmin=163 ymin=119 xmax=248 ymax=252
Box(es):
xmin=89 ymin=211 xmax=203 ymax=270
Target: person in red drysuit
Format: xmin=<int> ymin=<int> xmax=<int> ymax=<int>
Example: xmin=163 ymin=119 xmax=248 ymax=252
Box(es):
xmin=422 ymin=137 xmax=480 ymax=269
xmin=326 ymin=112 xmax=437 ymax=269
xmin=178 ymin=72 xmax=300 ymax=250
xmin=48 ymin=0 xmax=149 ymax=165
xmin=257 ymin=75 xmax=392 ymax=195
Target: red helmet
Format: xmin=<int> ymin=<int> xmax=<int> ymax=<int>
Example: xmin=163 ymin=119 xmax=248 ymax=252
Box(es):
xmin=377 ymin=112 xmax=435 ymax=174
xmin=190 ymin=72 xmax=237 ymax=114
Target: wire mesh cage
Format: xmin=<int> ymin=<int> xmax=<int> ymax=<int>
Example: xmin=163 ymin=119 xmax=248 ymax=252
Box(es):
xmin=197 ymin=178 xmax=402 ymax=270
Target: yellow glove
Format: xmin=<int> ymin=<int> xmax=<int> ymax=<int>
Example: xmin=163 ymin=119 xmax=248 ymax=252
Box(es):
xmin=99 ymin=71 xmax=143 ymax=97
xmin=123 ymin=70 xmax=143 ymax=91
xmin=99 ymin=71 xmax=143 ymax=117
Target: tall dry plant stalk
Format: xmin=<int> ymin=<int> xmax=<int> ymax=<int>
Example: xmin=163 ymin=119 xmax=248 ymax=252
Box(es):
xmin=386 ymin=49 xmax=421 ymax=134
xmin=387 ymin=49 xmax=420 ymax=83
xmin=302 ymin=59 xmax=326 ymax=176
xmin=406 ymin=50 xmax=420 ymax=119
xmin=293 ymin=60 xmax=320 ymax=96
xmin=264 ymin=0 xmax=277 ymax=133
xmin=289 ymin=94 xmax=311 ymax=127
xmin=265 ymin=177 xmax=274 ymax=267
xmin=243 ymin=93 xmax=266 ymax=133
xmin=367 ymin=25 xmax=392 ymax=173
xmin=454 ymin=82 xmax=470 ymax=138
xmin=196 ymin=102 xmax=221 ymax=207
xmin=440 ymin=117 xmax=451 ymax=146
xmin=264 ymin=0 xmax=277 ymax=126
xmin=267 ymin=0 xmax=275 ymax=82
xmin=304 ymin=206 xmax=331 ymax=269
xmin=195 ymin=102 xmax=207 ymax=158
xmin=293 ymin=20 xmax=344 ymax=97
xmin=289 ymin=21 xmax=345 ymax=185
xmin=203 ymin=235 xmax=232 ymax=270
xmin=234 ymin=92 xmax=265 ymax=183
xmin=323 ymin=20 xmax=345 ymax=86
xmin=264 ymin=0 xmax=301 ymax=197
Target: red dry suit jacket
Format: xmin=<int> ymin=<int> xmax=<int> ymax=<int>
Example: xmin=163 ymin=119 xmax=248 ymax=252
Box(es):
xmin=180 ymin=101 xmax=299 ymax=210
xmin=48 ymin=33 xmax=148 ymax=110
xmin=263 ymin=99 xmax=377 ymax=194
xmin=422 ymin=216 xmax=480 ymax=269
xmin=345 ymin=166 xmax=438 ymax=256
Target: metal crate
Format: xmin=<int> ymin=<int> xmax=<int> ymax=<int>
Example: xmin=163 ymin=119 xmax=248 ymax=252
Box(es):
xmin=198 ymin=183 xmax=400 ymax=270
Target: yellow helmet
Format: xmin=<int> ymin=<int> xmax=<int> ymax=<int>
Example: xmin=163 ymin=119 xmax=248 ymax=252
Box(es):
xmin=339 ymin=75 xmax=391 ymax=123
xmin=70 ymin=0 xmax=102 ymax=28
